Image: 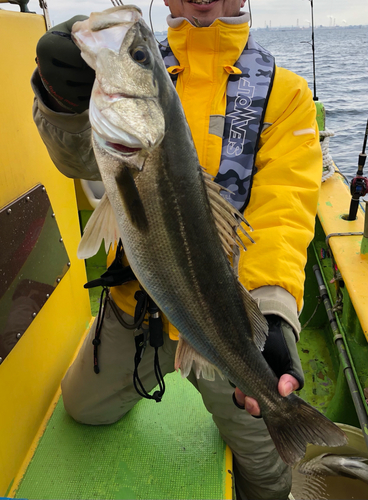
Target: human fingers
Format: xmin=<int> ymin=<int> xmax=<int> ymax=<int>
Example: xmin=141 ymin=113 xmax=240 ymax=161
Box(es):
xmin=278 ymin=373 xmax=300 ymax=397
xmin=233 ymin=387 xmax=262 ymax=417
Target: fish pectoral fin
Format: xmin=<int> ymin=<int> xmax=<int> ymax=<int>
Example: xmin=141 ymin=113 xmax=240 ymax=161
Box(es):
xmin=77 ymin=193 xmax=121 ymax=259
xmin=175 ymin=335 xmax=225 ymax=381
xmin=237 ymin=282 xmax=269 ymax=351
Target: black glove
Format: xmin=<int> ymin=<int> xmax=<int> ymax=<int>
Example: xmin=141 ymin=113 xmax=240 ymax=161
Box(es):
xmin=36 ymin=16 xmax=95 ymax=113
xmin=262 ymin=314 xmax=304 ymax=390
xmin=231 ymin=314 xmax=304 ymax=412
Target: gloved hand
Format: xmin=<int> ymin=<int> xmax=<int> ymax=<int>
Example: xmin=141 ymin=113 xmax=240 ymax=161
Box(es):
xmin=36 ymin=16 xmax=95 ymax=113
xmin=234 ymin=314 xmax=304 ymax=415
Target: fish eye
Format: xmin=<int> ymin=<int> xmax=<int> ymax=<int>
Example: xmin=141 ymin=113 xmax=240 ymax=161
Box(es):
xmin=131 ymin=47 xmax=149 ymax=65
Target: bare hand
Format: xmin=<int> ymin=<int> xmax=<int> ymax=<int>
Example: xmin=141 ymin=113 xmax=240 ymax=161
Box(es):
xmin=235 ymin=374 xmax=300 ymax=416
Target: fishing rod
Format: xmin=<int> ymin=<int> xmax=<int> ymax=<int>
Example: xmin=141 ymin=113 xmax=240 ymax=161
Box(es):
xmin=301 ymin=0 xmax=318 ymax=101
xmin=39 ymin=0 xmax=51 ymax=30
xmin=346 ymin=118 xmax=368 ymax=221
xmin=358 ymin=118 xmax=368 ymax=175
xmin=309 ymin=0 xmax=317 ymax=101
xmin=314 ymin=265 xmax=368 ymax=451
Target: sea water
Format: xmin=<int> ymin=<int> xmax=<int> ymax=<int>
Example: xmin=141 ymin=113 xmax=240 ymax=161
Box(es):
xmin=158 ymin=26 xmax=368 ymax=179
xmin=252 ymin=26 xmax=368 ymax=180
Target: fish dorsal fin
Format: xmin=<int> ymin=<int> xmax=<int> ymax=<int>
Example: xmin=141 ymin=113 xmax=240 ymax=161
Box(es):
xmin=237 ymin=282 xmax=269 ymax=351
xmin=175 ymin=335 xmax=225 ymax=381
xmin=202 ymin=169 xmax=268 ymax=350
xmin=202 ymin=169 xmax=254 ymax=262
xmin=77 ymin=193 xmax=121 ymax=259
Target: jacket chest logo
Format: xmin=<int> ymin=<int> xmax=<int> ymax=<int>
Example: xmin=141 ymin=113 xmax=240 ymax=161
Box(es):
xmin=228 ymin=78 xmax=256 ymax=157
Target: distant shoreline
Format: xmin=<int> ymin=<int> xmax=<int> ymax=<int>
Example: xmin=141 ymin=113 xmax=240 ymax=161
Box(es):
xmin=251 ymin=25 xmax=368 ymax=31
xmin=154 ymin=24 xmax=367 ymax=37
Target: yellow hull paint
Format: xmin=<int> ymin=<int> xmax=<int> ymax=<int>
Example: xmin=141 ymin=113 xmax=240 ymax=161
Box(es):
xmin=224 ymin=444 xmax=234 ymax=500
xmin=0 ymin=10 xmax=92 ymax=496
xmin=317 ymin=171 xmax=368 ymax=342
xmin=7 ymin=317 xmax=94 ymax=498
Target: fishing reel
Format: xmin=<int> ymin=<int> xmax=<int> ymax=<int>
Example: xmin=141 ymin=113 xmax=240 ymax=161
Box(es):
xmin=346 ymin=120 xmax=368 ymax=221
xmin=347 ymin=169 xmax=368 ymax=221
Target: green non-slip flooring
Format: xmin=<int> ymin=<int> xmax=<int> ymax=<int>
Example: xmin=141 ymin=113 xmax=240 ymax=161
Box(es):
xmin=13 ymin=324 xmax=336 ymax=500
xmin=15 ymin=372 xmax=227 ymax=500
xmin=13 ymin=229 xmax=228 ymax=500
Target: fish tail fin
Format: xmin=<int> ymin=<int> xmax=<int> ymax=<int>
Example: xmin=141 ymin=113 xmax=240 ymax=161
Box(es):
xmin=264 ymin=394 xmax=347 ymax=466
xmin=77 ymin=193 xmax=121 ymax=259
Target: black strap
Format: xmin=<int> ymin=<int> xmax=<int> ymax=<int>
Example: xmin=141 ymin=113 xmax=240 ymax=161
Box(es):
xmin=88 ymin=239 xmax=137 ymax=373
xmin=84 ymin=239 xmax=136 ymax=289
xmin=88 ymin=239 xmax=166 ymax=401
xmin=92 ymin=286 xmax=109 ymax=374
xmin=132 ymin=294 xmax=165 ymax=402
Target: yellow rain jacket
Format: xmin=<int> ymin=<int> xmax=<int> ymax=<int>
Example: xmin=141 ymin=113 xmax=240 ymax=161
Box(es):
xmin=32 ymin=13 xmax=322 ymax=339
xmin=106 ymin=14 xmax=322 ymax=339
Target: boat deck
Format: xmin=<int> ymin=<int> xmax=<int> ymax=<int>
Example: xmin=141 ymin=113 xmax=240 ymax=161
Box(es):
xmin=14 ymin=372 xmax=230 ymax=500
xmin=12 ymin=321 xmax=338 ymax=500
xmin=11 ymin=233 xmax=355 ymax=500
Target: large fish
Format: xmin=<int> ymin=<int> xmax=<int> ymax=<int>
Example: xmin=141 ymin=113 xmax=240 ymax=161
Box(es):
xmin=72 ymin=5 xmax=347 ymax=465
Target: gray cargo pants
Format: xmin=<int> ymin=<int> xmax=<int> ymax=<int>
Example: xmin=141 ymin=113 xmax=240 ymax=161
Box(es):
xmin=62 ymin=297 xmax=291 ymax=500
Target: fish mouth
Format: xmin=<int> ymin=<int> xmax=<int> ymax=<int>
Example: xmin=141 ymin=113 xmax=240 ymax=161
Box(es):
xmin=105 ymin=141 xmax=142 ymax=156
xmin=93 ymin=132 xmax=143 ymax=158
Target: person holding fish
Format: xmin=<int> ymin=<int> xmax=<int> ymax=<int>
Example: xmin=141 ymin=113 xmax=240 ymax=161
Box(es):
xmin=31 ymin=1 xmax=346 ymax=499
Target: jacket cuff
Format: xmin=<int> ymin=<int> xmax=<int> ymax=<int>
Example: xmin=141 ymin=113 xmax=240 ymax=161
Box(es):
xmin=31 ymin=70 xmax=91 ymax=134
xmin=249 ymin=286 xmax=301 ymax=339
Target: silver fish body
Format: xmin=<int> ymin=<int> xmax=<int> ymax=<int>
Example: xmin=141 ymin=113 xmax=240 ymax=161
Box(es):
xmin=299 ymin=453 xmax=368 ymax=484
xmin=73 ymin=6 xmax=347 ymax=465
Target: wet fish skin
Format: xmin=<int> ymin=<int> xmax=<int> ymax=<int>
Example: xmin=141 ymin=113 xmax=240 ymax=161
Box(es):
xmin=299 ymin=453 xmax=368 ymax=484
xmin=73 ymin=6 xmax=347 ymax=465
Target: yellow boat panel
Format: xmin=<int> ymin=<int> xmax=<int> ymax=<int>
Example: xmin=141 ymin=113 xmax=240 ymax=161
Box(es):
xmin=317 ymin=172 xmax=368 ymax=342
xmin=0 ymin=10 xmax=92 ymax=496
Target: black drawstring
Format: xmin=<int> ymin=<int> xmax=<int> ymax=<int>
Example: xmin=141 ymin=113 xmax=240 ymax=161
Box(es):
xmin=84 ymin=239 xmax=136 ymax=290
xmin=88 ymin=239 xmax=166 ymax=402
xmin=93 ymin=286 xmax=109 ymax=374
xmin=132 ymin=294 xmax=165 ymax=402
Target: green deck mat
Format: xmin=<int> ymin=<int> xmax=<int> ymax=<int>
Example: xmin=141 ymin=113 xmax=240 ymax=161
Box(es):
xmin=15 ymin=372 xmax=227 ymax=500
xmin=297 ymin=326 xmax=337 ymax=412
xmin=14 ymin=211 xmax=225 ymax=500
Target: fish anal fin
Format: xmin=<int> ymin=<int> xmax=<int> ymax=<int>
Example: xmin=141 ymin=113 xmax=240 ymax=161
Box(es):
xmin=175 ymin=335 xmax=224 ymax=381
xmin=77 ymin=193 xmax=121 ymax=259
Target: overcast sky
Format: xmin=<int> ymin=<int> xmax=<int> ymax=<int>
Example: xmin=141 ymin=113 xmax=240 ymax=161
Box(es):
xmin=4 ymin=0 xmax=368 ymax=30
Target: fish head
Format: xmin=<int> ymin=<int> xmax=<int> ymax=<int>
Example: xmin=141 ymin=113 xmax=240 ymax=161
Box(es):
xmin=298 ymin=453 xmax=333 ymax=476
xmin=299 ymin=453 xmax=368 ymax=482
xmin=299 ymin=453 xmax=347 ymax=477
xmin=72 ymin=6 xmax=169 ymax=169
